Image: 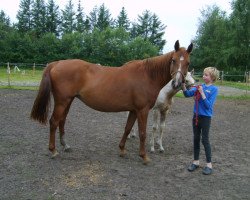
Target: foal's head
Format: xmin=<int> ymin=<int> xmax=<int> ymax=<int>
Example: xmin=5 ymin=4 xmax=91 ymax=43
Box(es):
xmin=185 ymin=70 xmax=195 ymax=89
xmin=170 ymin=40 xmax=193 ymax=89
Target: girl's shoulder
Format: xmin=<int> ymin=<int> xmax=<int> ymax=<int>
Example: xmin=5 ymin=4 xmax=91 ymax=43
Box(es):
xmin=203 ymin=84 xmax=218 ymax=94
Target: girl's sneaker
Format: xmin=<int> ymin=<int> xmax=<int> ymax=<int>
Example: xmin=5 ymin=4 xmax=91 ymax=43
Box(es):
xmin=187 ymin=163 xmax=199 ymax=172
xmin=202 ymin=166 xmax=213 ymax=175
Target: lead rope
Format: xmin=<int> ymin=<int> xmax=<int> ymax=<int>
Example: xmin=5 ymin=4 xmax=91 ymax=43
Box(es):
xmin=194 ymin=85 xmax=201 ymax=126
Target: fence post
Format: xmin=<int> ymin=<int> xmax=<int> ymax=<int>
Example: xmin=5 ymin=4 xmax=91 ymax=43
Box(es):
xmin=32 ymin=63 xmax=36 ymax=76
xmin=7 ymin=62 xmax=11 ymax=87
xmin=247 ymin=71 xmax=250 ymax=94
xmin=220 ymin=71 xmax=224 ymax=84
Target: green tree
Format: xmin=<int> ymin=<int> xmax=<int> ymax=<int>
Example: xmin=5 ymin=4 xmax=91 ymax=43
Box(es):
xmin=116 ymin=7 xmax=130 ymax=31
xmin=0 ymin=10 xmax=14 ymax=62
xmin=229 ymin=0 xmax=250 ymax=71
xmin=46 ymin=0 xmax=60 ymax=36
xmin=192 ymin=5 xmax=229 ymax=71
xmin=35 ymin=33 xmax=60 ymax=62
xmin=31 ymin=0 xmax=47 ymax=37
xmin=87 ymin=6 xmax=98 ymax=31
xmin=0 ymin=10 xmax=11 ymax=39
xmin=75 ymin=0 xmax=85 ymax=33
xmin=96 ymin=4 xmax=113 ymax=31
xmin=59 ymin=32 xmax=85 ymax=59
xmin=3 ymin=32 xmax=35 ymax=62
xmin=61 ymin=0 xmax=76 ymax=34
xmin=16 ymin=0 xmax=34 ymax=33
xmin=127 ymin=37 xmax=159 ymax=60
xmin=133 ymin=10 xmax=166 ymax=52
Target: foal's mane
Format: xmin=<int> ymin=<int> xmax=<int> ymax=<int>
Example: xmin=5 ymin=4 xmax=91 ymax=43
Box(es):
xmin=143 ymin=51 xmax=173 ymax=81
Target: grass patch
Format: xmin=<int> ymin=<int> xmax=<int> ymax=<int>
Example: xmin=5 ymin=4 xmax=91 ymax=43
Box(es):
xmin=216 ymin=81 xmax=250 ymax=90
xmin=0 ymin=85 xmax=39 ymax=90
xmin=0 ymin=66 xmax=43 ymax=83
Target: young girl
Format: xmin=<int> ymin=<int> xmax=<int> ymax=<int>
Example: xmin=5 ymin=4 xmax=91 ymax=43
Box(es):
xmin=182 ymin=67 xmax=219 ymax=175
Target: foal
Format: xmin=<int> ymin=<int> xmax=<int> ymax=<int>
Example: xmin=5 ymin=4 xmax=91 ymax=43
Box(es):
xmin=128 ymin=71 xmax=195 ymax=152
xmin=150 ymin=70 xmax=195 ymax=152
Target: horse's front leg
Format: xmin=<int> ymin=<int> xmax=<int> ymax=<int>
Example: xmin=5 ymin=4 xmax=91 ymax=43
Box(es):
xmin=150 ymin=109 xmax=158 ymax=153
xmin=137 ymin=108 xmax=150 ymax=164
xmin=157 ymin=110 xmax=167 ymax=152
xmin=119 ymin=111 xmax=137 ymax=157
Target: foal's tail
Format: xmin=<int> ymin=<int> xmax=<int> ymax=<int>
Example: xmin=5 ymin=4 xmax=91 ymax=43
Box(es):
xmin=30 ymin=63 xmax=54 ymax=125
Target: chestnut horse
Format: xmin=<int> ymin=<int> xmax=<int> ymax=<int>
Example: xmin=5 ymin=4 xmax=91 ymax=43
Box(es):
xmin=30 ymin=40 xmax=193 ymax=164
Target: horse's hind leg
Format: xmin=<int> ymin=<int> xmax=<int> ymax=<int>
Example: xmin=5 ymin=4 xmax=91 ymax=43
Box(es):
xmin=59 ymin=99 xmax=73 ymax=152
xmin=127 ymin=111 xmax=137 ymax=138
xmin=119 ymin=111 xmax=136 ymax=157
xmin=49 ymin=98 xmax=72 ymax=158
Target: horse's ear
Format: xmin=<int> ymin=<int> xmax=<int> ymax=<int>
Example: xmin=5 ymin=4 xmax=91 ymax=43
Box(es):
xmin=187 ymin=42 xmax=193 ymax=53
xmin=174 ymin=40 xmax=180 ymax=51
xmin=191 ymin=68 xmax=194 ymax=76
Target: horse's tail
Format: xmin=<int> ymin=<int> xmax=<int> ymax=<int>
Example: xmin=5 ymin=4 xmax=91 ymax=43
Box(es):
xmin=30 ymin=63 xmax=54 ymax=125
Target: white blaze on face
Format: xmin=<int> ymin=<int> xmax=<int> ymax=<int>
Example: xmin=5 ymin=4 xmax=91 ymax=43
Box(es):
xmin=174 ymin=59 xmax=183 ymax=88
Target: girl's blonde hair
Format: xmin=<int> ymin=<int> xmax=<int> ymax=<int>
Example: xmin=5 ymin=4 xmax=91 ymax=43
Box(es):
xmin=204 ymin=67 xmax=219 ymax=82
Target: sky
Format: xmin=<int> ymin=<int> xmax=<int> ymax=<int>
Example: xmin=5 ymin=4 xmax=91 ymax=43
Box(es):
xmin=0 ymin=0 xmax=232 ymax=52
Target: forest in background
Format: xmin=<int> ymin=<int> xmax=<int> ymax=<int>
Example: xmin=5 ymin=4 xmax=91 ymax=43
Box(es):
xmin=0 ymin=0 xmax=249 ymax=80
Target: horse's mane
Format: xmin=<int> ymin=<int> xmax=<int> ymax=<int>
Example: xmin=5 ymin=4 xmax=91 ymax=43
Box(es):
xmin=143 ymin=51 xmax=173 ymax=81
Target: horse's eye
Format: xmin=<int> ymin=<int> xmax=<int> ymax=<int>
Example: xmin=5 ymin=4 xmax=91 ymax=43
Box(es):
xmin=172 ymin=59 xmax=176 ymax=63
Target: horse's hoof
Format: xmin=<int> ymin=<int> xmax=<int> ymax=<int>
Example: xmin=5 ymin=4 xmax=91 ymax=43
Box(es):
xmin=143 ymin=156 xmax=151 ymax=165
xmin=150 ymin=147 xmax=155 ymax=153
xmin=120 ymin=149 xmax=126 ymax=157
xmin=159 ymin=148 xmax=165 ymax=153
xmin=63 ymin=144 xmax=71 ymax=152
xmin=51 ymin=150 xmax=59 ymax=158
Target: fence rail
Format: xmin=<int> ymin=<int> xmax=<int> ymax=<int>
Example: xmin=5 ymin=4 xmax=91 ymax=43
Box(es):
xmin=1 ymin=63 xmax=250 ymax=92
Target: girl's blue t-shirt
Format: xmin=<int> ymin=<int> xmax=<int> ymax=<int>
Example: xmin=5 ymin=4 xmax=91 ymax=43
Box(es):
xmin=183 ymin=84 xmax=218 ymax=117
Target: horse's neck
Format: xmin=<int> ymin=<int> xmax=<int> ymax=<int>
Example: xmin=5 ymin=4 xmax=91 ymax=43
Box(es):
xmin=157 ymin=80 xmax=179 ymax=104
xmin=144 ymin=52 xmax=174 ymax=89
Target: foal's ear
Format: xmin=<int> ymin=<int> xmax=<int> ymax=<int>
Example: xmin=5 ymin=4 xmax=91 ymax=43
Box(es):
xmin=187 ymin=42 xmax=193 ymax=53
xmin=191 ymin=68 xmax=194 ymax=76
xmin=174 ymin=40 xmax=180 ymax=51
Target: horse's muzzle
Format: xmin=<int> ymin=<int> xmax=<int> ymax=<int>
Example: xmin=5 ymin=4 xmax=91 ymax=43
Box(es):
xmin=172 ymin=79 xmax=182 ymax=90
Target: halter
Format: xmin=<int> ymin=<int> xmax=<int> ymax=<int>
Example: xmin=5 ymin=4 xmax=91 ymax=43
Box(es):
xmin=171 ymin=71 xmax=186 ymax=83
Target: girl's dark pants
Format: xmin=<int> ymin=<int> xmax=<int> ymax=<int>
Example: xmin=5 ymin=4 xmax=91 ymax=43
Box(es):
xmin=192 ymin=115 xmax=212 ymax=163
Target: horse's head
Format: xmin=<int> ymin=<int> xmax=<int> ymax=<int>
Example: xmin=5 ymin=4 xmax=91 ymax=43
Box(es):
xmin=185 ymin=69 xmax=195 ymax=89
xmin=170 ymin=40 xmax=193 ymax=90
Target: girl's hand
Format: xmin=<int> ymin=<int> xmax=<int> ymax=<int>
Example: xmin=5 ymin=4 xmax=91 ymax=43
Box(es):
xmin=198 ymin=85 xmax=204 ymax=94
xmin=198 ymin=85 xmax=206 ymax=99
xmin=181 ymin=83 xmax=187 ymax=91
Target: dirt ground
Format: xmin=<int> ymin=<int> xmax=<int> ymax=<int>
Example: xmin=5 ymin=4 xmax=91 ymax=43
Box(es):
xmin=0 ymin=89 xmax=249 ymax=200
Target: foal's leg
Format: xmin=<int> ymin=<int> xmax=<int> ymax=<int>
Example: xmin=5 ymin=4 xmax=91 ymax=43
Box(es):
xmin=137 ymin=108 xmax=150 ymax=164
xmin=49 ymin=98 xmax=72 ymax=158
xmin=157 ymin=110 xmax=167 ymax=152
xmin=59 ymin=99 xmax=73 ymax=152
xmin=119 ymin=111 xmax=136 ymax=157
xmin=150 ymin=109 xmax=158 ymax=153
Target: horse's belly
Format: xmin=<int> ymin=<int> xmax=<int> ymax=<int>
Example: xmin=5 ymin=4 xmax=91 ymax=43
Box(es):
xmin=78 ymin=91 xmax=131 ymax=112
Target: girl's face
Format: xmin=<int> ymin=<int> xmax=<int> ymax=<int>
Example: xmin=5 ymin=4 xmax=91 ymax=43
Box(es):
xmin=203 ymin=71 xmax=213 ymax=84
